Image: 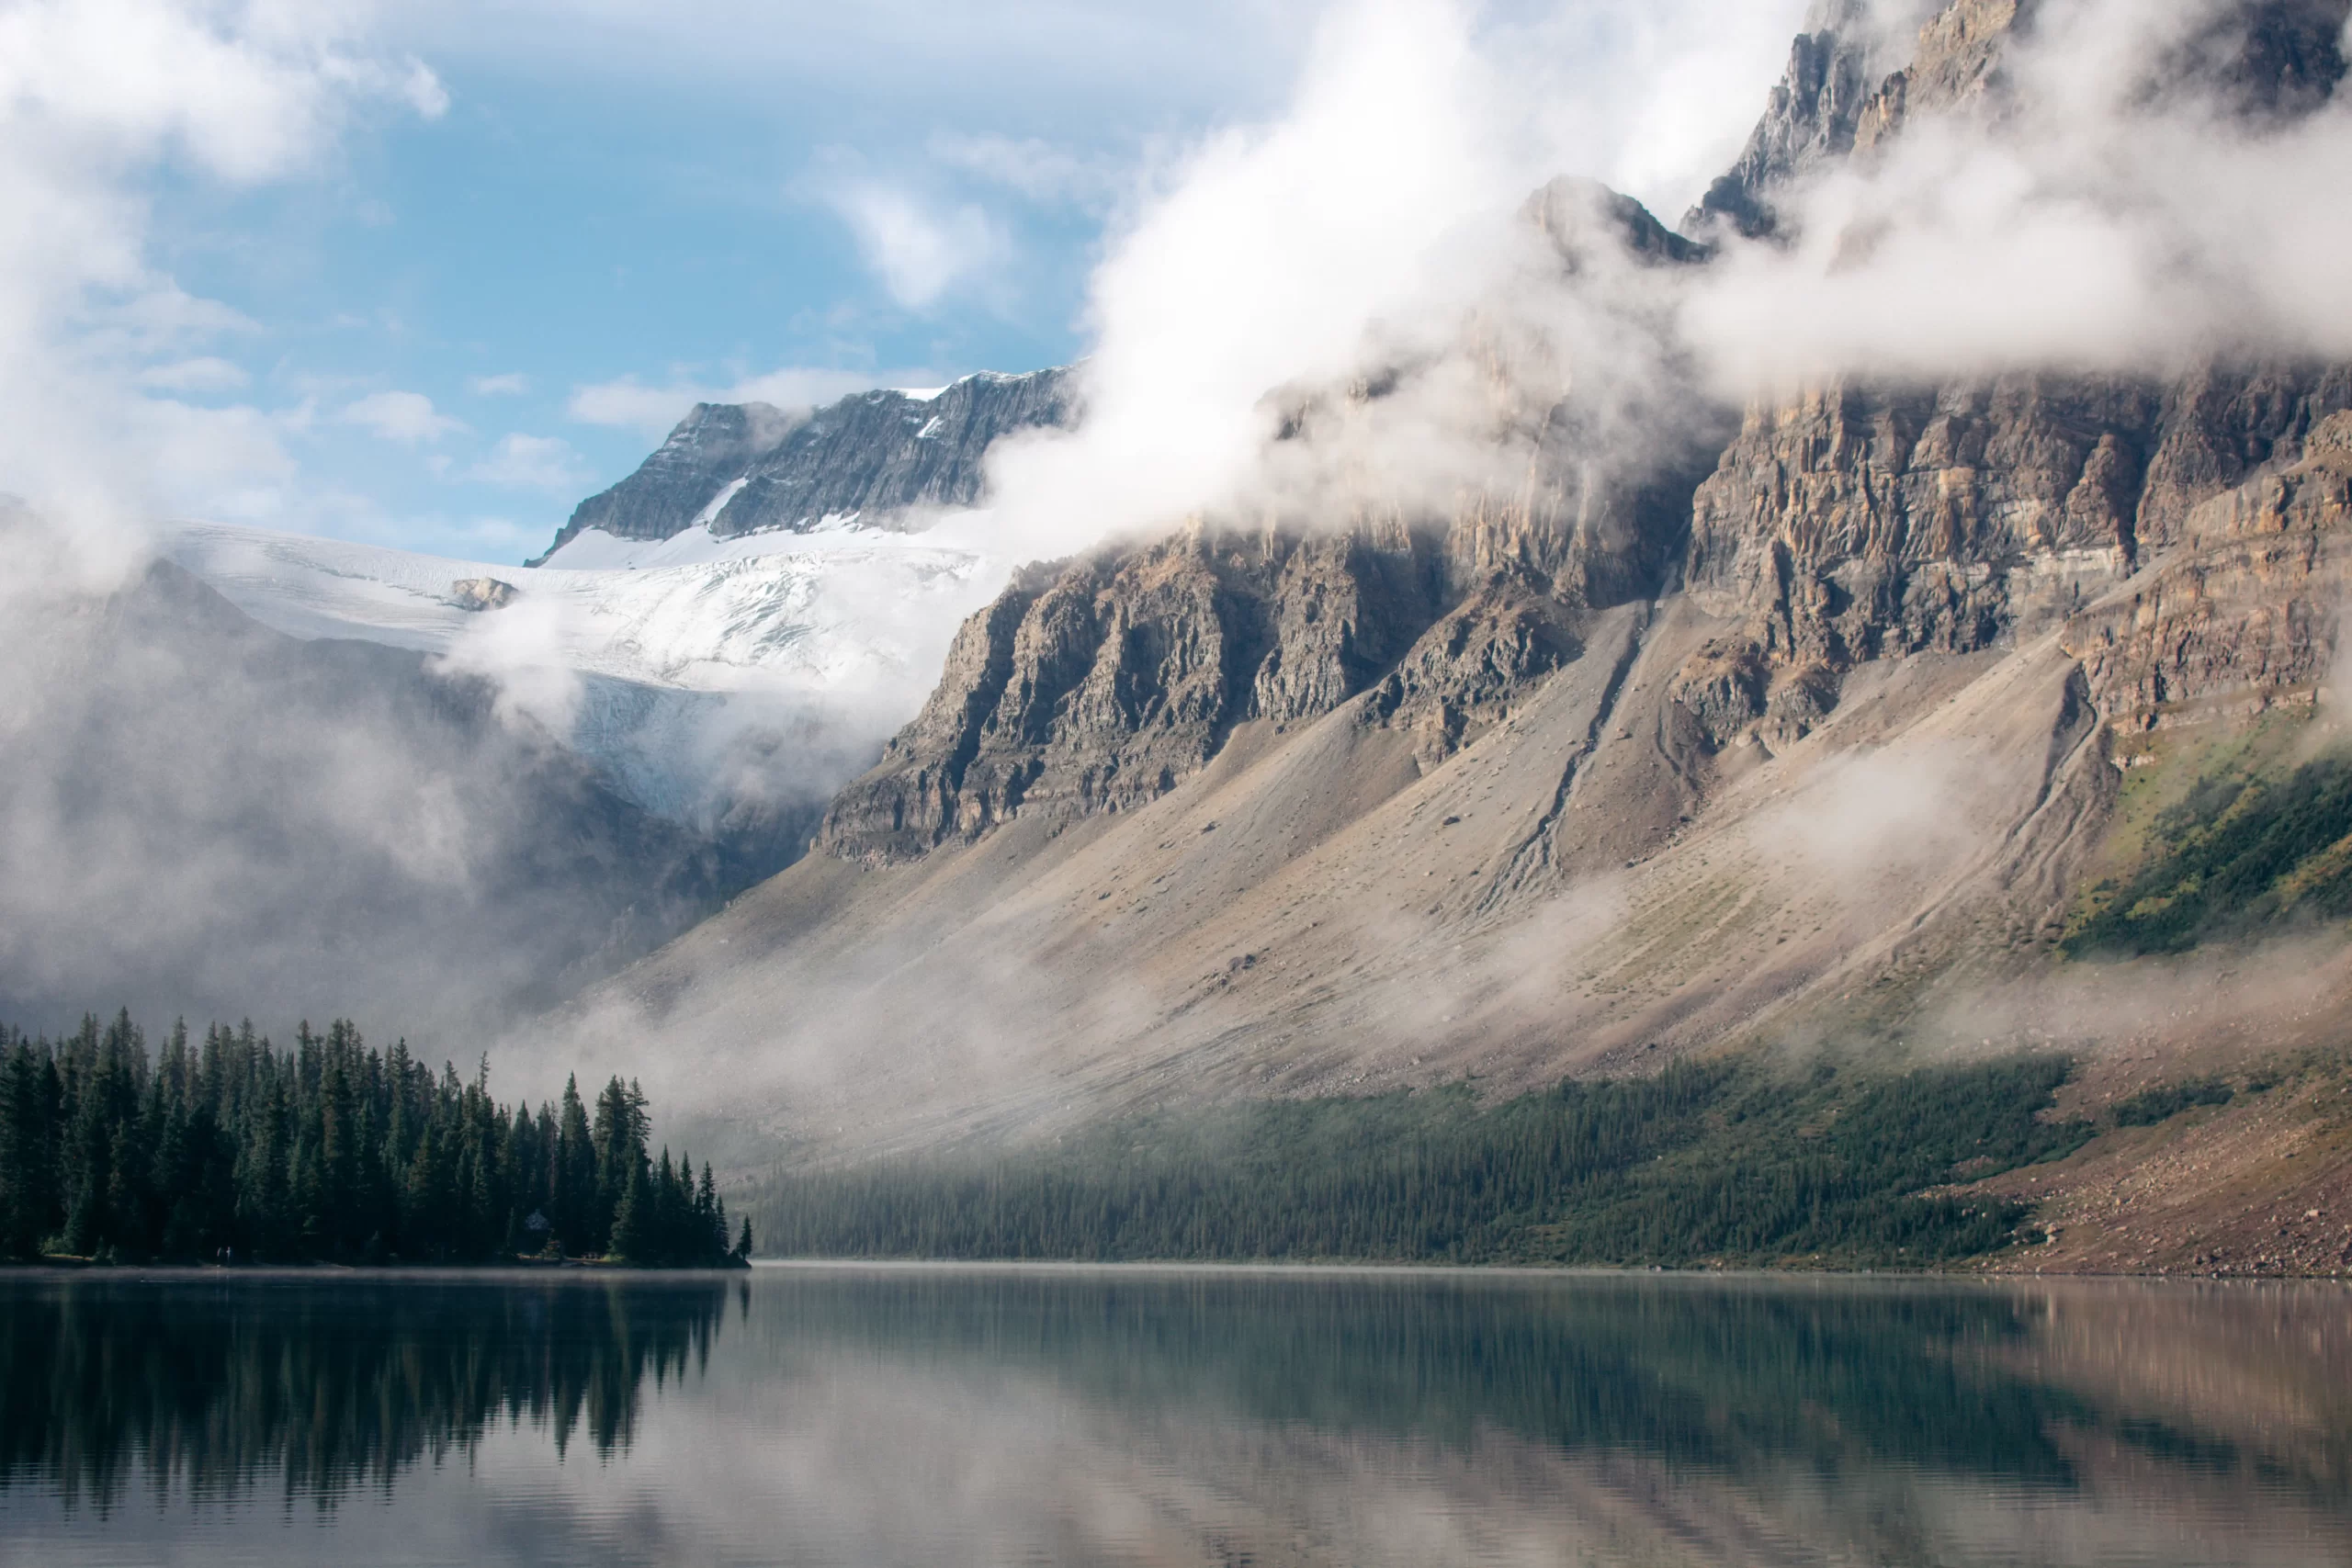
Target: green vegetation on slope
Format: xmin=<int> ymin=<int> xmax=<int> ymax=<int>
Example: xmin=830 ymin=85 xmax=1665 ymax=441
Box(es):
xmin=2105 ymin=1077 xmax=2236 ymax=1128
xmin=752 ymin=1055 xmax=2090 ymax=1269
xmin=0 ymin=1011 xmax=748 ymax=1267
xmin=2067 ymin=727 xmax=2352 ymax=957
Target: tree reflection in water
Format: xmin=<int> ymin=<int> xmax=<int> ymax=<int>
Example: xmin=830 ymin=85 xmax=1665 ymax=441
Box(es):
xmin=4 ymin=1269 xmax=2349 ymax=1568
xmin=0 ymin=1272 xmax=736 ymax=1513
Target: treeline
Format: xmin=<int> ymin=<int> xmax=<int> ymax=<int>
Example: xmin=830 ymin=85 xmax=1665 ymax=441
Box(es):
xmin=752 ymin=1056 xmax=2091 ymax=1269
xmin=0 ymin=1011 xmax=749 ymax=1267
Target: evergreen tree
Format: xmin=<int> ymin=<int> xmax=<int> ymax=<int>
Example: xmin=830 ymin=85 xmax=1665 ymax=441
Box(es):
xmin=551 ymin=1075 xmax=593 ymax=1254
xmin=610 ymin=1159 xmax=653 ymax=1262
xmin=0 ymin=1010 xmax=737 ymax=1267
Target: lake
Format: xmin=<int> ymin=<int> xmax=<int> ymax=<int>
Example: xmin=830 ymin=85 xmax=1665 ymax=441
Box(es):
xmin=1 ymin=1265 xmax=2348 ymax=1566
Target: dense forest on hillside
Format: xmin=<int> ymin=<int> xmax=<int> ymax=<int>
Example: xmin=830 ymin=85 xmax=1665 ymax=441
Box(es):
xmin=752 ymin=1057 xmax=2093 ymax=1269
xmin=2068 ymin=745 xmax=2352 ymax=957
xmin=0 ymin=1012 xmax=748 ymax=1267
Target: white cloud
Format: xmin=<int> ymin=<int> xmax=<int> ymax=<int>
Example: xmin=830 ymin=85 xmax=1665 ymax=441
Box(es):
xmin=566 ymin=367 xmax=906 ymax=435
xmin=1680 ymin=0 xmax=2352 ymax=389
xmin=340 ymin=389 xmax=467 ymax=444
xmin=0 ymin=0 xmax=445 ymax=554
xmin=136 ymin=398 xmax=302 ymax=522
xmin=928 ymin=133 xmax=1125 ymax=209
xmin=137 ymin=356 xmax=248 ymax=393
xmin=0 ymin=0 xmax=442 ymax=186
xmin=432 ymin=591 xmax=583 ymax=733
xmin=983 ymin=0 xmax=1527 ymax=558
xmin=469 ymin=371 xmax=531 ymax=396
xmin=469 ymin=433 xmax=592 ymax=491
xmin=820 ymin=179 xmax=1010 ymax=310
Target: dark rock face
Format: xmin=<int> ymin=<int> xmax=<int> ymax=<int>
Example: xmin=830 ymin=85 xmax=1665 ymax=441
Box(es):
xmin=2165 ymin=0 xmax=2351 ymax=121
xmin=539 ymin=367 xmax=1078 ymax=560
xmin=544 ymin=402 xmax=779 ymax=555
xmin=818 ymin=527 xmax=1429 ymax=862
xmin=1683 ymin=0 xmax=1919 ymax=240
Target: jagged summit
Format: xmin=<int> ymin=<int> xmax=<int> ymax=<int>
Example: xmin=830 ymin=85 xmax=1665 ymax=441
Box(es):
xmin=537 ymin=366 xmax=1079 ymax=564
xmin=1682 ymin=0 xmax=1926 ymax=240
xmin=1684 ymin=0 xmax=2349 ymax=242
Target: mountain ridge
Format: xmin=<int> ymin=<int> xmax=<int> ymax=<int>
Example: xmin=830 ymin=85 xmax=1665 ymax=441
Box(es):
xmin=496 ymin=0 xmax=2352 ymax=1283
xmin=537 ymin=367 xmax=1078 ymax=565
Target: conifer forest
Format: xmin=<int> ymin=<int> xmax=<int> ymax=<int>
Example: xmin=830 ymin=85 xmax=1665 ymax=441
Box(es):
xmin=0 ymin=1011 xmax=749 ymax=1267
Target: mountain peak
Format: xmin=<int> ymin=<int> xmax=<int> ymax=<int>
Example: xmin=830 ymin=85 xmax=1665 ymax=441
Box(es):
xmin=537 ymin=367 xmax=1080 ymax=565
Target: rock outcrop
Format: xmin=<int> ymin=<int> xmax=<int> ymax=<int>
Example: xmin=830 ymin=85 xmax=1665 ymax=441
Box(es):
xmin=819 ymin=178 xmax=1719 ymax=864
xmin=448 ymin=577 xmax=520 ymax=611
xmin=819 ymin=525 xmax=1447 ymax=862
xmin=827 ymin=0 xmax=2352 ymax=861
xmin=1675 ymin=366 xmax=2352 ymax=745
xmin=1665 ymin=0 xmax=2352 ymax=750
xmin=2066 ymin=409 xmax=2352 ymax=749
xmin=538 ymin=367 xmax=1077 ymax=560
xmin=1683 ymin=0 xmax=1931 ymax=240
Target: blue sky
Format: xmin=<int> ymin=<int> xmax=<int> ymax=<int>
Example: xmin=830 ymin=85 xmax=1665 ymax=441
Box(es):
xmin=124 ymin=3 xmax=1324 ymax=562
xmin=2 ymin=0 xmax=1815 ymax=566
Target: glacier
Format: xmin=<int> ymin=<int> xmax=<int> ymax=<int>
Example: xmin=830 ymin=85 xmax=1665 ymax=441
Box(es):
xmin=163 ymin=517 xmax=1007 ymax=829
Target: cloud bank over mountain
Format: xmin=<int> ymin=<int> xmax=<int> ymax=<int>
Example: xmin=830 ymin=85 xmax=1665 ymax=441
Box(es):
xmin=971 ymin=0 xmax=2352 ymax=563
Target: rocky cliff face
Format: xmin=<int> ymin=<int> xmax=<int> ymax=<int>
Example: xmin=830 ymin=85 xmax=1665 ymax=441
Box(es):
xmin=1683 ymin=1 xmax=1912 ymax=240
xmin=2066 ymin=408 xmax=2352 ymax=750
xmin=825 ymin=0 xmax=2352 ymax=863
xmin=1675 ymin=365 xmax=2352 ymax=744
xmin=1666 ymin=0 xmax=2352 ymax=751
xmin=538 ymin=367 xmax=1077 ymax=560
xmin=1690 ymin=0 xmax=2348 ymax=239
xmin=819 ymin=179 xmax=1719 ymax=864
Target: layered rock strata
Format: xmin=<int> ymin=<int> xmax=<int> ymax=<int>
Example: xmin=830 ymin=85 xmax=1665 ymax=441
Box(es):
xmin=828 ymin=0 xmax=2352 ymax=862
xmin=1674 ymin=367 xmax=2352 ymax=744
xmin=1666 ymin=0 xmax=2352 ymax=750
xmin=2066 ymin=410 xmax=2352 ymax=748
xmin=820 ymin=179 xmax=1720 ymax=864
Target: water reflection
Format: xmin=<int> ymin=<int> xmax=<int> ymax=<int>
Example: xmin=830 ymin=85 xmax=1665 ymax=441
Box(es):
xmin=0 ymin=1271 xmax=732 ymax=1511
xmin=1 ymin=1267 xmax=2347 ymax=1566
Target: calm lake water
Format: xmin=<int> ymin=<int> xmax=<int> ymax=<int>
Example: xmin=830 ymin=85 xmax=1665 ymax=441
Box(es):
xmin=2 ymin=1266 xmax=2349 ymax=1567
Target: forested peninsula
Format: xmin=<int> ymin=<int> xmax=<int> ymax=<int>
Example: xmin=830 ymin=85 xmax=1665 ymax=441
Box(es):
xmin=0 ymin=1011 xmax=748 ymax=1268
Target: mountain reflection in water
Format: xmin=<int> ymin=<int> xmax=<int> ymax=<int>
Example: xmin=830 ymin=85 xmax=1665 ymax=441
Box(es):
xmin=0 ymin=1268 xmax=2347 ymax=1566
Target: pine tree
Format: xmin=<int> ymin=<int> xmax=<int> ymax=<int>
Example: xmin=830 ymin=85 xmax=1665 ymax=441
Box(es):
xmin=610 ymin=1159 xmax=652 ymax=1262
xmin=0 ymin=1007 xmax=730 ymax=1267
